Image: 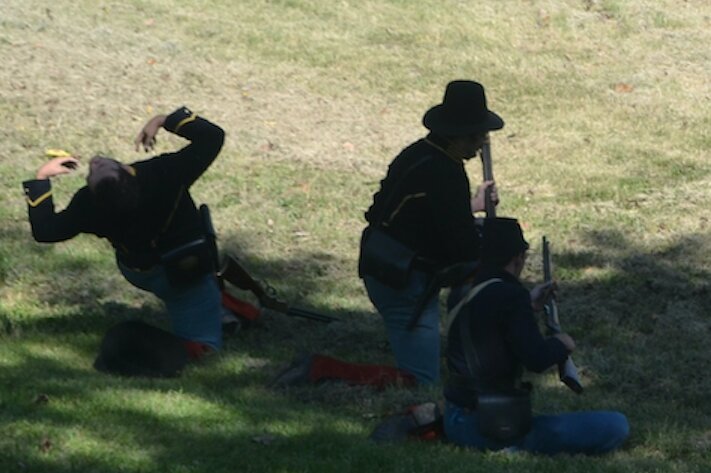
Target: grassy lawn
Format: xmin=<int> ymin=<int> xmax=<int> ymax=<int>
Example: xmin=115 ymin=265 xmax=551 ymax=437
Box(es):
xmin=1 ymin=0 xmax=710 ymax=471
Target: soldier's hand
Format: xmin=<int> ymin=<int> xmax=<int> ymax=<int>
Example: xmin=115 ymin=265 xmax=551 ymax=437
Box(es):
xmin=36 ymin=157 xmax=80 ymax=180
xmin=553 ymin=333 xmax=576 ymax=352
xmin=471 ymin=180 xmax=498 ymax=213
xmin=530 ymin=280 xmax=558 ymax=311
xmin=134 ymin=114 xmax=167 ymax=152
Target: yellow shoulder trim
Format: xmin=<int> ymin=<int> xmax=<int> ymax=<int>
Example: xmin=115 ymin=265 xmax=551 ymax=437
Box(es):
xmin=174 ymin=113 xmax=197 ymax=133
xmin=126 ymin=165 xmax=136 ymax=176
xmin=27 ymin=190 xmax=52 ymax=207
xmin=387 ymin=192 xmax=427 ymax=224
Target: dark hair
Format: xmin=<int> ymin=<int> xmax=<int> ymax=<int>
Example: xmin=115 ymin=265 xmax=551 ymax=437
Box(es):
xmin=481 ymin=247 xmax=527 ymax=268
xmin=93 ymin=169 xmax=139 ymax=213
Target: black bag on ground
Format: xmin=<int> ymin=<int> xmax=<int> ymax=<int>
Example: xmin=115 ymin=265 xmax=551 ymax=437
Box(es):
xmin=358 ymin=227 xmax=417 ymax=289
xmin=477 ymin=390 xmax=532 ymax=442
xmin=93 ymin=320 xmax=188 ymax=378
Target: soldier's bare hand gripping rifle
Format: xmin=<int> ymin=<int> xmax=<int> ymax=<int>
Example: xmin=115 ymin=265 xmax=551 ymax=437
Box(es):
xmin=542 ymin=236 xmax=584 ymax=394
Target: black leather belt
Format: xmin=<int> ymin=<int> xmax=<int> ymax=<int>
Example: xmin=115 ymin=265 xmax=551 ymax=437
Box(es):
xmin=446 ymin=373 xmax=480 ymax=409
xmin=117 ymin=251 xmax=159 ymax=271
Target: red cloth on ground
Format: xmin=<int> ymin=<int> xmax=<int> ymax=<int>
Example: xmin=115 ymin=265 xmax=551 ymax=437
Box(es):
xmin=183 ymin=340 xmax=213 ymax=360
xmin=309 ymin=354 xmax=416 ymax=390
xmin=221 ymin=291 xmax=261 ymax=321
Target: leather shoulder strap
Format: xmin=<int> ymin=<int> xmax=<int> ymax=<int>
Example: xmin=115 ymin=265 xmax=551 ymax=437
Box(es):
xmin=446 ymin=278 xmax=503 ymax=378
xmin=445 ymin=278 xmax=502 ymax=335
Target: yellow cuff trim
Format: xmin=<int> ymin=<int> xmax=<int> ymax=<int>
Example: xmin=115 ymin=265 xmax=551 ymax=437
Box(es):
xmin=174 ymin=113 xmax=197 ymax=133
xmin=126 ymin=165 xmax=136 ymax=177
xmin=27 ymin=190 xmax=52 ymax=207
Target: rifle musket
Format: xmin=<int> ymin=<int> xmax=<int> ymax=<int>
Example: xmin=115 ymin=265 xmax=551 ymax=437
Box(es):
xmin=218 ymin=254 xmax=338 ymax=323
xmin=480 ymin=135 xmax=496 ymax=217
xmin=286 ymin=307 xmax=338 ymax=323
xmin=541 ymin=236 xmax=583 ymax=395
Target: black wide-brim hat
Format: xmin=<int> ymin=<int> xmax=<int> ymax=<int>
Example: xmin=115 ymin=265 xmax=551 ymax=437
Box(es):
xmin=423 ymin=80 xmax=504 ymax=136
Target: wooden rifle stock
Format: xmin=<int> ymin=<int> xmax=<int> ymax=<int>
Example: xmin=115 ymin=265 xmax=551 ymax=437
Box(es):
xmin=542 ymin=237 xmax=583 ymax=394
xmin=480 ymin=135 xmax=496 ymax=218
xmin=218 ymin=255 xmax=337 ymax=323
xmin=218 ymin=255 xmax=283 ymax=309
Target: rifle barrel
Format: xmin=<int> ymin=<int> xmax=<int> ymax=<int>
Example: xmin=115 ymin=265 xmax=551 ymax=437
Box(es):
xmin=480 ymin=135 xmax=496 ymax=218
xmin=542 ymin=236 xmax=561 ymax=332
xmin=286 ymin=307 xmax=338 ymax=323
xmin=542 ymin=236 xmax=552 ymax=283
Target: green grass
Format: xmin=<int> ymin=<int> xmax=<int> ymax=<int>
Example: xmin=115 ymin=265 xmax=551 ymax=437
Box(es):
xmin=2 ymin=0 xmax=711 ymax=471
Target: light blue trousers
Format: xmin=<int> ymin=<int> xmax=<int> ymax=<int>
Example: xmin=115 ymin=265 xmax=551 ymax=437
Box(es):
xmin=445 ymin=401 xmax=630 ymax=455
xmin=363 ymin=270 xmax=441 ymax=384
xmin=119 ymin=262 xmax=223 ymax=350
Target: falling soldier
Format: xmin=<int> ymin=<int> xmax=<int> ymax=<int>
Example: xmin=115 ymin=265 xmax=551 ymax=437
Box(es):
xmin=23 ymin=106 xmax=226 ymax=377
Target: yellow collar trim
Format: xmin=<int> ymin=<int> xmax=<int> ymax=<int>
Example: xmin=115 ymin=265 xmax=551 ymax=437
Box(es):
xmin=424 ymin=138 xmax=462 ymax=163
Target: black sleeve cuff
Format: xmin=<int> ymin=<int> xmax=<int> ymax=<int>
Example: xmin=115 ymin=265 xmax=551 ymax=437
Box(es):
xmin=164 ymin=106 xmax=197 ymax=135
xmin=23 ymin=179 xmax=52 ymax=205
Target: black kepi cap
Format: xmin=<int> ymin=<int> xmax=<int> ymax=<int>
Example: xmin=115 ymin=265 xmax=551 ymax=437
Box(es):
xmin=481 ymin=217 xmax=529 ymax=265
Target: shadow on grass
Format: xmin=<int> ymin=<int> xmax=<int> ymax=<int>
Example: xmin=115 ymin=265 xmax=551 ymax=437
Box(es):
xmin=2 ymin=347 xmax=705 ymax=473
xmin=524 ymin=229 xmax=711 ymax=420
xmin=0 ymin=344 xmax=360 ymax=472
xmin=3 ymin=347 xmax=700 ymax=473
xmin=4 ymin=225 xmax=711 ymax=470
xmin=3 ymin=223 xmax=392 ymax=392
xmin=1 ymin=343 xmax=437 ymax=473
xmin=7 ymin=224 xmax=711 ymax=404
